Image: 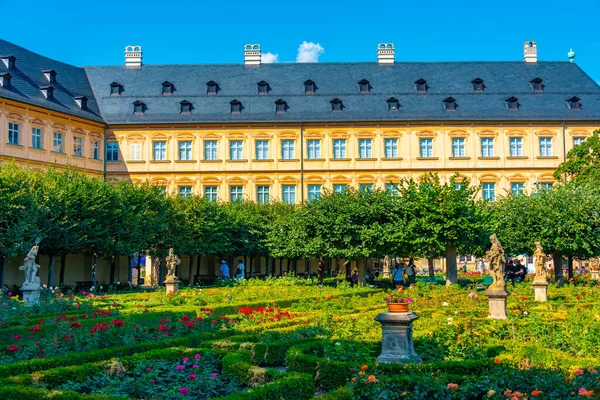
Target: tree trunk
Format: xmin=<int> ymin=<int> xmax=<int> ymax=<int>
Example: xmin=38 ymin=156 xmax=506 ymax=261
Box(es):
xmin=306 ymin=258 xmax=310 ymax=278
xmin=188 ymin=256 xmax=194 ymax=285
xmin=345 ymin=260 xmax=351 ymax=281
xmin=47 ymin=254 xmax=55 ymax=288
xmin=358 ymin=257 xmax=367 ymax=285
xmin=553 ymin=253 xmax=564 ymax=285
xmin=0 ymin=256 xmax=6 ymax=287
xmin=278 ymin=258 xmax=282 ymax=276
xmin=158 ymin=257 xmax=165 ymax=285
xmin=329 ymin=258 xmax=334 ymax=276
xmin=59 ymin=254 xmax=67 ymax=286
xmin=318 ymin=257 xmax=325 ymax=284
xmin=92 ymin=253 xmax=98 ymax=289
xmin=196 ymin=255 xmax=201 ymax=276
xmin=428 ymin=258 xmax=435 ymax=282
xmin=249 ymin=256 xmax=254 ymax=278
xmin=567 ymin=255 xmax=574 ymax=280
xmin=109 ymin=256 xmax=116 ymax=284
xmin=445 ymin=246 xmax=458 ymax=285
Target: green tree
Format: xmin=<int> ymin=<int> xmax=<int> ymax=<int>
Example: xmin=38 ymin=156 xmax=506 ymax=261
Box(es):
xmin=554 ymin=130 xmax=600 ymax=185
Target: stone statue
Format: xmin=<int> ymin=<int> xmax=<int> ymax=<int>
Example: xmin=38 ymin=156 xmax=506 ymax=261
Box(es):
xmin=19 ymin=245 xmax=41 ymax=287
xmin=533 ymin=241 xmax=548 ymax=279
xmin=165 ymin=248 xmax=180 ymax=278
xmin=383 ymin=255 xmax=390 ymax=278
xmin=485 ymin=234 xmax=506 ymax=292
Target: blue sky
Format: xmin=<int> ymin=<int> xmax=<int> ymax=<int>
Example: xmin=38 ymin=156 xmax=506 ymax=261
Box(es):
xmin=1 ymin=0 xmax=599 ymax=82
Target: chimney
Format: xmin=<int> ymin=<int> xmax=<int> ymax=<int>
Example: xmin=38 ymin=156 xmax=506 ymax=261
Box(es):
xmin=1 ymin=55 xmax=16 ymax=70
xmin=0 ymin=72 xmax=11 ymax=89
xmin=244 ymin=44 xmax=261 ymax=67
xmin=377 ymin=43 xmax=395 ymax=64
xmin=524 ymin=41 xmax=537 ymax=63
xmin=125 ymin=46 xmax=143 ymax=68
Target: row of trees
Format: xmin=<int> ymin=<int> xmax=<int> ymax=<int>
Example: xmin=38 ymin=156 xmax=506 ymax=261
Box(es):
xmin=1 ymin=131 xmax=599 ymax=286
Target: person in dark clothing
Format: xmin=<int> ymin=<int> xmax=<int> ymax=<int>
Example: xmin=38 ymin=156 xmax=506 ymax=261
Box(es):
xmin=514 ymin=259 xmax=527 ymax=283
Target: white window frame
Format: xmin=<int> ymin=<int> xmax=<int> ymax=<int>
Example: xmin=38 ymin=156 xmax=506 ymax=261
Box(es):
xmin=540 ymin=137 xmax=553 ymax=157
xmin=73 ymin=137 xmax=83 ymax=157
xmin=281 ymin=140 xmax=295 ymax=160
xmin=511 ymin=182 xmax=525 ymax=195
xmin=452 ymin=138 xmax=465 ymax=157
xmin=31 ymin=127 xmax=43 ymax=149
xmin=307 ymin=140 xmax=321 ymax=159
xmin=257 ymin=185 xmax=270 ymax=204
xmin=91 ymin=140 xmax=99 ymax=160
xmin=53 ymin=132 xmax=63 ymax=153
xmin=308 ymin=185 xmax=322 ymax=201
xmin=509 ymin=137 xmax=523 ymax=157
xmin=255 ymin=140 xmax=269 ymax=160
xmin=385 ymin=183 xmax=398 ymax=195
xmin=482 ymin=183 xmax=496 ymax=201
xmin=359 ymin=183 xmax=373 ymax=191
xmin=384 ymin=139 xmax=398 ymax=158
xmin=333 ymin=139 xmax=346 ymax=159
xmin=282 ymin=185 xmax=296 ymax=204
xmin=333 ymin=184 xmax=347 ymax=193
xmin=8 ymin=122 xmax=19 ymax=145
xmin=419 ymin=138 xmax=433 ymax=158
xmin=230 ymin=140 xmax=243 ymax=160
xmin=573 ymin=137 xmax=586 ymax=147
xmin=179 ymin=141 xmax=192 ymax=161
xmin=481 ymin=138 xmax=494 ymax=157
xmin=204 ymin=186 xmax=218 ymax=202
xmin=153 ymin=141 xmax=167 ymax=161
xmin=204 ymin=140 xmax=218 ymax=160
xmin=179 ymin=186 xmax=192 ymax=198
xmin=230 ymin=186 xmax=244 ymax=201
xmin=106 ymin=142 xmax=119 ymax=162
xmin=359 ymin=139 xmax=372 ymax=159
xmin=129 ymin=143 xmax=142 ymax=161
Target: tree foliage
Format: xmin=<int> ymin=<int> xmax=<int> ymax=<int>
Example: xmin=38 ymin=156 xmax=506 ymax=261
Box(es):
xmin=554 ymin=130 xmax=600 ymax=185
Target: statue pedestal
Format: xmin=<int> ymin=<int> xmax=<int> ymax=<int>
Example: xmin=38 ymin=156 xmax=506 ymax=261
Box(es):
xmin=374 ymin=311 xmax=422 ymax=364
xmin=532 ymin=278 xmax=549 ymax=302
xmin=486 ymin=290 xmax=509 ymax=319
xmin=164 ymin=276 xmax=181 ymax=294
xmin=20 ymin=285 xmax=42 ymax=305
xmin=591 ymin=268 xmax=599 ymax=281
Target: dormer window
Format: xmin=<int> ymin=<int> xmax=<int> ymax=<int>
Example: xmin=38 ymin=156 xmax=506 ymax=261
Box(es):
xmin=110 ymin=82 xmax=122 ymax=96
xmin=443 ymin=97 xmax=456 ymax=111
xmin=257 ymin=81 xmax=269 ymax=95
xmin=387 ymin=97 xmax=399 ymax=111
xmin=472 ymin=78 xmax=484 ymax=92
xmin=275 ymin=99 xmax=287 ymax=113
xmin=180 ymin=100 xmax=192 ymax=114
xmin=330 ymin=98 xmax=343 ymax=112
xmin=1 ymin=56 xmax=16 ymax=70
xmin=567 ymin=96 xmax=580 ymax=110
xmin=162 ymin=81 xmax=174 ymax=96
xmin=506 ymin=97 xmax=519 ymax=111
xmin=74 ymin=96 xmax=88 ymax=110
xmin=304 ymin=80 xmax=315 ymax=94
xmin=40 ymin=86 xmax=54 ymax=100
xmin=43 ymin=69 xmax=56 ymax=84
xmin=230 ymin=99 xmax=242 ymax=113
xmin=0 ymin=72 xmax=11 ymax=89
xmin=415 ymin=79 xmax=427 ymax=93
xmin=531 ymin=78 xmax=543 ymax=92
xmin=358 ymin=79 xmax=370 ymax=93
xmin=206 ymin=81 xmax=218 ymax=95
xmin=133 ymin=100 xmax=145 ymax=114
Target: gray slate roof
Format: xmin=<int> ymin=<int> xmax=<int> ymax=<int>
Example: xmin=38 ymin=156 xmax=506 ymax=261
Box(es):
xmin=2 ymin=39 xmax=600 ymax=125
xmin=0 ymin=40 xmax=104 ymax=123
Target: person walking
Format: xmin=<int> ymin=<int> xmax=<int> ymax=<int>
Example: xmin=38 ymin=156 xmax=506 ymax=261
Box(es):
xmin=235 ymin=259 xmax=245 ymax=279
xmin=220 ymin=260 xmax=230 ymax=280
xmin=405 ymin=258 xmax=417 ymax=286
xmin=391 ymin=262 xmax=405 ymax=289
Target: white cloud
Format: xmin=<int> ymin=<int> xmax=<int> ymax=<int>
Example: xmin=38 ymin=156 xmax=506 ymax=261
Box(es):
xmin=296 ymin=41 xmax=325 ymax=63
xmin=261 ymin=52 xmax=279 ymax=63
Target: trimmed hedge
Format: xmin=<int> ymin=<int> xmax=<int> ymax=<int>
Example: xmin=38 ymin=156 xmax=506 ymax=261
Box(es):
xmin=0 ymin=386 xmax=114 ymax=400
xmin=217 ymin=373 xmax=314 ymax=400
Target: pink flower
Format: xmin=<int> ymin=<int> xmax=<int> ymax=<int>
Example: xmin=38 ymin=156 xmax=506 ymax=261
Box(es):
xmin=7 ymin=292 xmax=12 ymax=296
xmin=2 ymin=302 xmax=6 ymax=306
xmin=180 ymin=387 xmax=189 ymax=395
xmin=194 ymin=353 xmax=201 ymax=360
xmin=151 ymin=379 xmax=156 ymax=384
xmin=183 ymin=357 xmax=189 ymax=364
xmin=192 ymin=364 xmax=198 ymax=369
xmin=176 ymin=365 xmax=184 ymax=371
xmin=211 ymin=372 xmax=217 ymax=378
xmin=468 ymin=291 xmax=478 ymax=299
xmin=189 ymin=374 xmax=196 ymax=380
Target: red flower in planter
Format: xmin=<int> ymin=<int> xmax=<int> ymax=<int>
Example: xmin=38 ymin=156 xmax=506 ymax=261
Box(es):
xmin=112 ymin=319 xmax=125 ymax=327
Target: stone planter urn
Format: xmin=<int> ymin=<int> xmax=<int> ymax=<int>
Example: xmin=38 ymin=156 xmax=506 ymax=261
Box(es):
xmin=374 ymin=311 xmax=422 ymax=364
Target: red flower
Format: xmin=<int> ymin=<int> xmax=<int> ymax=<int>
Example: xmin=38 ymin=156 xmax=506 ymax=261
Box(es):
xmin=112 ymin=319 xmax=125 ymax=327
xmin=29 ymin=325 xmax=42 ymax=332
xmin=13 ymin=335 xmax=22 ymax=341
xmin=156 ymin=325 xmax=169 ymax=331
xmin=70 ymin=322 xmax=82 ymax=328
xmin=220 ymin=315 xmax=227 ymax=320
xmin=91 ymin=323 xmax=109 ymax=333
xmin=181 ymin=315 xmax=190 ymax=322
xmin=8 ymin=345 xmax=20 ymax=352
xmin=184 ymin=321 xmax=194 ymax=328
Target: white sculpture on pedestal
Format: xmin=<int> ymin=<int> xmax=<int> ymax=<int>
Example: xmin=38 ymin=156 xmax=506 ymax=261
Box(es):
xmin=19 ymin=243 xmax=43 ymax=304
